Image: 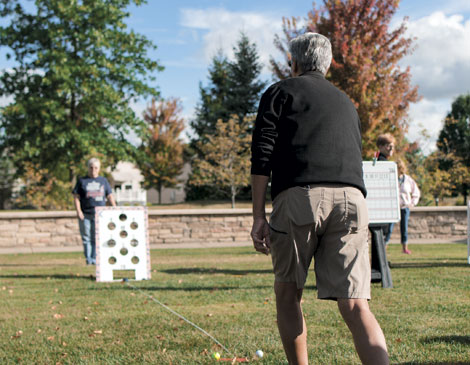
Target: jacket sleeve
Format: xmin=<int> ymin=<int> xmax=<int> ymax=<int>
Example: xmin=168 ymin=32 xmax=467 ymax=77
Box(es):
xmin=251 ymin=84 xmax=286 ymax=176
xmin=410 ymin=177 xmax=420 ymax=206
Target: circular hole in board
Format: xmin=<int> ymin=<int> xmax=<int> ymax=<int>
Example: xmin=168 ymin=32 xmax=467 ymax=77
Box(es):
xmin=131 ymin=256 xmax=139 ymax=264
xmin=107 ymin=239 xmax=116 ymax=247
xmin=108 ymin=257 xmax=117 ymax=265
xmin=119 ymin=213 xmax=127 ymax=222
xmin=120 ymin=247 xmax=128 ymax=256
xmin=120 ymin=230 xmax=128 ymax=238
xmin=130 ymin=222 xmax=138 ymax=230
xmin=108 ymin=222 xmax=116 ymax=230
xmin=130 ymin=239 xmax=138 ymax=247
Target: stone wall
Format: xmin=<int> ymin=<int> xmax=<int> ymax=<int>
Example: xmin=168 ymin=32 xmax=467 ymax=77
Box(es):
xmin=0 ymin=206 xmax=467 ymax=253
xmin=388 ymin=206 xmax=468 ymax=242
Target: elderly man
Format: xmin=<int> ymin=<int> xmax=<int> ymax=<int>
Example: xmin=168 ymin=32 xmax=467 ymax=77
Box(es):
xmin=250 ymin=33 xmax=389 ymax=365
xmin=73 ymin=158 xmax=116 ymax=265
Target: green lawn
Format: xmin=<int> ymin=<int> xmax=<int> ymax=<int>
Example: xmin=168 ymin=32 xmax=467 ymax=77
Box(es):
xmin=0 ymin=244 xmax=469 ymax=364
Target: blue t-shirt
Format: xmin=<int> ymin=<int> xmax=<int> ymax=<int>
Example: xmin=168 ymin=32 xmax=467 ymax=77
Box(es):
xmin=72 ymin=176 xmax=112 ymax=215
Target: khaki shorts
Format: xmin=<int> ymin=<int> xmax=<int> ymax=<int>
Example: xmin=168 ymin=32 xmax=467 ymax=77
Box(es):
xmin=269 ymin=184 xmax=371 ymax=300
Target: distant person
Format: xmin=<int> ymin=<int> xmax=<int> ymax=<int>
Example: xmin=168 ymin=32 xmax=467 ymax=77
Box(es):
xmin=376 ymin=134 xmax=395 ymax=161
xmin=73 ymin=158 xmax=116 ymax=265
xmin=375 ymin=133 xmax=396 ymax=245
xmin=250 ymin=33 xmax=389 ymax=365
xmin=385 ymin=159 xmax=420 ymax=254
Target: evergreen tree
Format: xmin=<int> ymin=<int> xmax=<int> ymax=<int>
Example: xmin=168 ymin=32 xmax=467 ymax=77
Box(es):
xmin=0 ymin=0 xmax=162 ymax=186
xmin=190 ymin=33 xmax=266 ymax=145
xmin=190 ymin=51 xmax=231 ymax=147
xmin=188 ymin=33 xmax=266 ymax=200
xmin=437 ymin=94 xmax=470 ymax=203
xmin=270 ymin=0 xmax=419 ymax=156
xmin=138 ymin=98 xmax=185 ymax=205
xmin=227 ymin=32 xmax=267 ymax=127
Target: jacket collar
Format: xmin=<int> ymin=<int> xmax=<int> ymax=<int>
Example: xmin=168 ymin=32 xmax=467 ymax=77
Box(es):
xmin=299 ymin=70 xmax=325 ymax=78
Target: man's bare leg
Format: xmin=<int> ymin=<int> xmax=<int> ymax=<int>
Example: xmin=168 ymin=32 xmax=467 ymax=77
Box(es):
xmin=337 ymin=298 xmax=389 ymax=365
xmin=274 ymin=282 xmax=308 ymax=365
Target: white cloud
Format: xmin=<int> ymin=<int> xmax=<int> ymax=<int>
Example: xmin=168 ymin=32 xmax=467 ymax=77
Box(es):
xmin=180 ymin=8 xmax=283 ymax=73
xmin=407 ymin=98 xmax=451 ymax=153
xmin=403 ymin=12 xmax=470 ymax=100
xmin=399 ymin=11 xmax=470 ymax=152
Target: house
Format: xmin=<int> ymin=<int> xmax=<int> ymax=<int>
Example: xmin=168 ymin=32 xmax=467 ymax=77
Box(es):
xmin=109 ymin=161 xmax=191 ymax=205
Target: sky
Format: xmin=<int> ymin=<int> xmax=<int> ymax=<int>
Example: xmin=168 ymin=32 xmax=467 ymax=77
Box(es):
xmin=2 ymin=0 xmax=470 ymax=153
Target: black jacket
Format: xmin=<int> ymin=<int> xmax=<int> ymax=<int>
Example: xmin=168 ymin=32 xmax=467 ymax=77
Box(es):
xmin=251 ymin=70 xmax=366 ymax=200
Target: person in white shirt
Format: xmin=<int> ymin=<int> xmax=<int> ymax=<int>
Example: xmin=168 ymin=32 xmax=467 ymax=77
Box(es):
xmin=386 ymin=159 xmax=420 ymax=254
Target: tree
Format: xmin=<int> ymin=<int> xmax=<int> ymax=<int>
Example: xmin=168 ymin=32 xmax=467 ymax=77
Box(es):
xmin=188 ymin=33 xmax=266 ymax=200
xmin=190 ymin=33 xmax=266 ymax=145
xmin=437 ymin=94 xmax=470 ymax=203
xmin=138 ymin=98 xmax=185 ymax=204
xmin=190 ymin=51 xmax=231 ymax=147
xmin=0 ymin=0 xmax=162 ymax=186
xmin=14 ymin=162 xmax=72 ymax=210
xmin=416 ymin=151 xmax=452 ymax=206
xmin=227 ymin=32 xmax=267 ymax=127
xmin=189 ymin=118 xmax=251 ymax=208
xmin=0 ymin=150 xmax=16 ymax=209
xmin=270 ymin=0 xmax=419 ymax=157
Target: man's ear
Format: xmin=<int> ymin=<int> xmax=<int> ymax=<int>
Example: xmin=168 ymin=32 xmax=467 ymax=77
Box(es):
xmin=292 ymin=60 xmax=299 ymax=76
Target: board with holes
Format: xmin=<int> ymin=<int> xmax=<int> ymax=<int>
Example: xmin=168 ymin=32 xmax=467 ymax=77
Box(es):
xmin=95 ymin=206 xmax=151 ymax=282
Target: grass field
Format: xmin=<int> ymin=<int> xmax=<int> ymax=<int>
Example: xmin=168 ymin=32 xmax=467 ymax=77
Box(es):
xmin=0 ymin=244 xmax=469 ymax=364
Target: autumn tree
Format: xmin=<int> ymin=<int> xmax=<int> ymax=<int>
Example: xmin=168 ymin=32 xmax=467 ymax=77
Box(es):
xmin=14 ymin=162 xmax=72 ymax=210
xmin=138 ymin=98 xmax=185 ymax=204
xmin=437 ymin=94 xmax=470 ymax=203
xmin=270 ymin=0 xmax=419 ymax=156
xmin=414 ymin=151 xmax=452 ymax=206
xmin=189 ymin=118 xmax=251 ymax=208
xmin=0 ymin=0 xmax=162 ymax=188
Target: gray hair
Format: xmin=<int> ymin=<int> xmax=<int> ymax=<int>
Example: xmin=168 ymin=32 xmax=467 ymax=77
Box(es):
xmin=288 ymin=33 xmax=332 ymax=75
xmin=87 ymin=158 xmax=101 ymax=168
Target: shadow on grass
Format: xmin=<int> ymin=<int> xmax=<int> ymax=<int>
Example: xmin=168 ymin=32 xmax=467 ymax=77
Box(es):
xmin=0 ymin=274 xmax=94 ymax=280
xmin=422 ymin=335 xmax=470 ymax=345
xmin=160 ymin=268 xmax=273 ymax=275
xmin=89 ymin=284 xmax=274 ymax=291
xmin=390 ymin=262 xmax=468 ymax=269
xmin=396 ymin=361 xmax=470 ymax=365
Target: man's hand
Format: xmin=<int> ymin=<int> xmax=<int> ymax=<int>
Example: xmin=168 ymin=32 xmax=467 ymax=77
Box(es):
xmin=251 ymin=217 xmax=271 ymax=255
xmin=77 ymin=211 xmax=85 ymax=221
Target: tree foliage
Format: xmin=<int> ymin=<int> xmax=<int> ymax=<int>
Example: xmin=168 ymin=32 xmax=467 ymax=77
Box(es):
xmin=190 ymin=32 xmax=265 ymax=146
xmin=437 ymin=94 xmax=470 ymax=202
xmin=189 ymin=118 xmax=251 ymax=208
xmin=14 ymin=162 xmax=72 ymax=210
xmin=188 ymin=33 xmax=265 ymax=201
xmin=138 ymin=98 xmax=185 ymax=204
xmin=0 ymin=150 xmax=16 ymax=209
xmin=0 ymin=0 xmax=162 ymax=184
xmin=270 ymin=0 xmax=419 ymax=156
xmin=226 ymin=33 xmax=267 ymax=127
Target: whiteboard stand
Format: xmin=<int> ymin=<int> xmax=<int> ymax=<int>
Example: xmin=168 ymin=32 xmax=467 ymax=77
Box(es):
xmin=363 ymin=161 xmax=400 ymax=288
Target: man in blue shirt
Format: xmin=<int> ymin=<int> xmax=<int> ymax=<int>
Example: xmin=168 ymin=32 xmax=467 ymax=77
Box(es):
xmin=73 ymin=158 xmax=116 ymax=265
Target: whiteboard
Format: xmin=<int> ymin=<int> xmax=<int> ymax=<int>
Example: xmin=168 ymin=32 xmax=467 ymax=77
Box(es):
xmin=363 ymin=161 xmax=400 ymax=224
